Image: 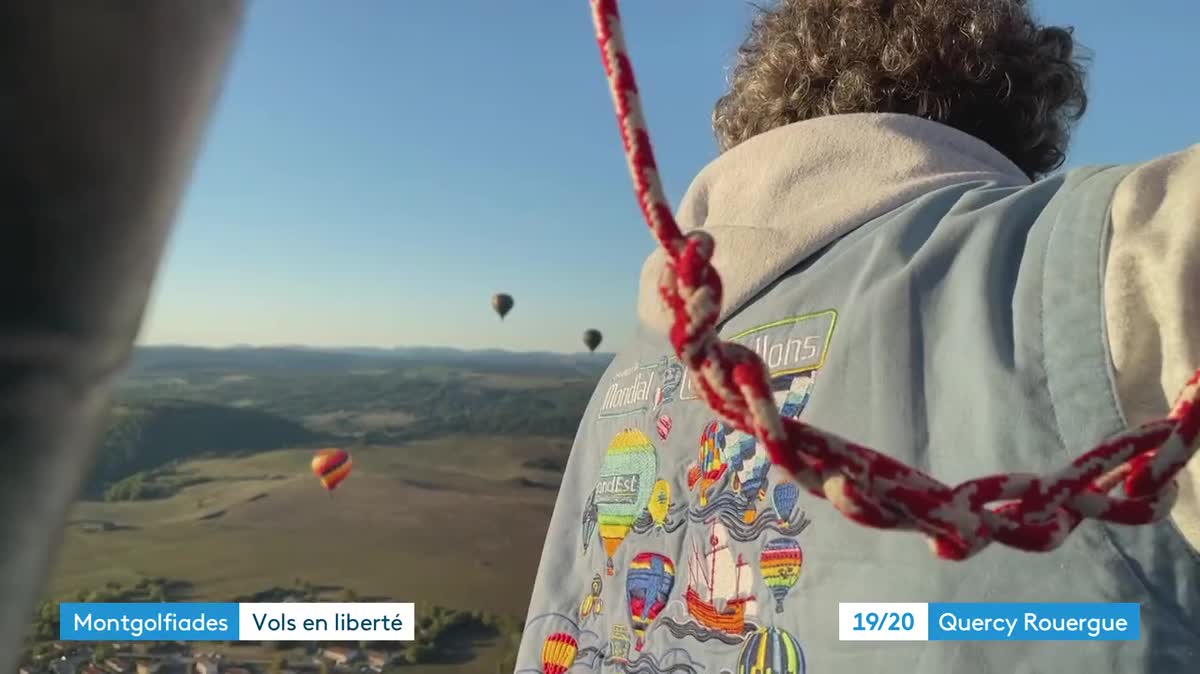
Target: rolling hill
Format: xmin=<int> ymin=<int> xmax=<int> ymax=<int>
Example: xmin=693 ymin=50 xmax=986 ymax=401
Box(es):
xmin=36 ymin=345 xmax=605 ymax=673
xmin=128 ymin=345 xmax=614 ymax=378
xmin=86 ymin=401 xmax=324 ymax=498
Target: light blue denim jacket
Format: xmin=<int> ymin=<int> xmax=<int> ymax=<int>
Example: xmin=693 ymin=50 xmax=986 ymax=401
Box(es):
xmin=515 ymin=117 xmax=1200 ymax=674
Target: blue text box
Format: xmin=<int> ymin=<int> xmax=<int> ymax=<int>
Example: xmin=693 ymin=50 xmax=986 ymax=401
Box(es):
xmin=928 ymin=602 xmax=1139 ymax=641
xmin=60 ymin=603 xmax=239 ymax=641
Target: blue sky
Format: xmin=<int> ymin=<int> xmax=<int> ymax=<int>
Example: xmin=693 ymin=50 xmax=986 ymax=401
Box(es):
xmin=139 ymin=0 xmax=1200 ymax=353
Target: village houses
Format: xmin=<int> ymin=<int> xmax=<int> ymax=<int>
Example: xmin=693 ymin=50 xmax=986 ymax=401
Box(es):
xmin=320 ymin=647 xmax=357 ymax=666
xmin=104 ymin=657 xmax=133 ymax=674
xmin=136 ymin=661 xmax=163 ymax=674
xmin=365 ymin=650 xmax=394 ymax=671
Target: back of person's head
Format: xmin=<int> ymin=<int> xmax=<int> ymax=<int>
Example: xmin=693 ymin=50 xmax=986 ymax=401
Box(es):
xmin=713 ymin=0 xmax=1088 ymax=179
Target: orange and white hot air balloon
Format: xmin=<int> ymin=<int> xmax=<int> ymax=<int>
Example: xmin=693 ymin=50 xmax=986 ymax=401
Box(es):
xmin=311 ymin=448 xmax=352 ymax=493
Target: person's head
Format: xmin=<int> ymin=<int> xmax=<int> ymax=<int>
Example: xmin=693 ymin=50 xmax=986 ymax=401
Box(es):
xmin=712 ymin=0 xmax=1088 ymax=179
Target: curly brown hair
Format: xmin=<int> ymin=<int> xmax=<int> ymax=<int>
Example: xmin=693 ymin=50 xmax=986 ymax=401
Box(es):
xmin=712 ymin=0 xmax=1088 ymax=178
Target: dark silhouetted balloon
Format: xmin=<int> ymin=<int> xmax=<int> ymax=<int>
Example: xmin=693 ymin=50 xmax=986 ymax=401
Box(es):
xmin=583 ymin=329 xmax=602 ymax=352
xmin=492 ymin=293 xmax=514 ymax=320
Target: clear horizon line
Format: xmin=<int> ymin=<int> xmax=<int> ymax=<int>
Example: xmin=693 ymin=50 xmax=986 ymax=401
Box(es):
xmin=135 ymin=342 xmax=615 ymax=356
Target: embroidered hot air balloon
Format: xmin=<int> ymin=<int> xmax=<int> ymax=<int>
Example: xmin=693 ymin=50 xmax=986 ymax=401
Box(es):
xmin=778 ymin=372 xmax=817 ymax=419
xmin=688 ymin=421 xmax=731 ymax=506
xmin=626 ymin=552 xmax=675 ymax=651
xmin=760 ymin=538 xmax=803 ymax=613
xmin=652 ymin=357 xmax=683 ymax=410
xmin=541 ymin=632 xmax=577 ymax=674
xmin=594 ymin=429 xmax=658 ymax=575
xmin=772 ymin=482 xmax=799 ymax=524
xmin=725 ymin=429 xmax=769 ymax=523
xmin=737 ymin=626 xmax=806 ymax=674
xmin=648 ymin=479 xmax=671 ymax=528
xmin=655 ymin=414 xmax=672 ymax=440
xmin=311 ymin=448 xmax=351 ymax=493
xmin=491 ymin=293 xmax=514 ymax=320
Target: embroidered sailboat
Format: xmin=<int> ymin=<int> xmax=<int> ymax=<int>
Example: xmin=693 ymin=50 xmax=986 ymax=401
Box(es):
xmin=685 ymin=519 xmax=757 ymax=634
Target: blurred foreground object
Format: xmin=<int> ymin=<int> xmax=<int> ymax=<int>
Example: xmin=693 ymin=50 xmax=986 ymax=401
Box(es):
xmin=0 ymin=2 xmax=245 ymax=668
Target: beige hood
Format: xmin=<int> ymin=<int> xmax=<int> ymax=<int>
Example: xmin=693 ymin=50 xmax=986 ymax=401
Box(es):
xmin=637 ymin=113 xmax=1031 ymax=332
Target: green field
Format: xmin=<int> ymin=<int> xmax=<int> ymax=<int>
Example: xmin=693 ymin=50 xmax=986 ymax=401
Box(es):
xmin=22 ymin=346 xmax=605 ymax=674
xmin=52 ymin=436 xmax=561 ymax=614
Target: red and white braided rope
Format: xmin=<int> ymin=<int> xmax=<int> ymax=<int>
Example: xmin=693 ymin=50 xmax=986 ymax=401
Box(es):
xmin=588 ymin=0 xmax=1200 ymax=560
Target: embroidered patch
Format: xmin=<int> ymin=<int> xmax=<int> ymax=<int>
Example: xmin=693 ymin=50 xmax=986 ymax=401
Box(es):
xmin=597 ymin=361 xmax=661 ymax=419
xmin=578 ymin=574 xmax=604 ymax=622
xmin=688 ymin=420 xmax=732 ymax=507
xmin=582 ymin=488 xmax=599 ymax=555
xmin=725 ymin=428 xmax=770 ymax=524
xmin=647 ymin=479 xmax=672 ymax=528
xmin=680 ymin=309 xmax=836 ymax=402
xmin=596 ymin=355 xmax=688 ymax=420
xmin=541 ymin=632 xmax=578 ymax=674
xmin=522 ymin=612 xmax=604 ymax=673
xmin=760 ymin=538 xmax=803 ymax=613
xmin=626 ymin=552 xmax=676 ymax=651
xmin=594 ymin=428 xmax=659 ymax=575
xmin=616 ymin=650 xmax=704 ymax=674
xmin=688 ymin=371 xmax=820 ymax=525
xmin=771 ymin=482 xmax=799 ymax=524
xmin=608 ymin=624 xmax=632 ymax=664
xmin=686 ymin=428 xmax=813 ymax=540
xmin=684 ymin=518 xmax=759 ymax=637
xmin=656 ymin=413 xmax=673 ymax=441
xmin=632 ymin=479 xmax=686 ymax=535
xmin=735 ymin=626 xmax=806 ymax=674
xmin=652 ymin=356 xmax=685 ymax=410
xmin=543 ymin=314 xmax=831 ymax=671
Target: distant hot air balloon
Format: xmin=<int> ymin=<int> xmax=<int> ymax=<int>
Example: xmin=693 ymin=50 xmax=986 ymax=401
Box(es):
xmin=492 ymin=293 xmax=514 ymax=320
xmin=626 ymin=552 xmax=675 ymax=651
xmin=582 ymin=329 xmax=602 ymax=352
xmin=541 ymin=632 xmax=577 ymax=674
xmin=760 ymin=538 xmax=803 ymax=613
xmin=311 ymin=448 xmax=352 ymax=493
xmin=737 ymin=626 xmax=806 ymax=674
xmin=595 ymin=429 xmax=658 ymax=575
xmin=772 ymin=482 xmax=799 ymax=524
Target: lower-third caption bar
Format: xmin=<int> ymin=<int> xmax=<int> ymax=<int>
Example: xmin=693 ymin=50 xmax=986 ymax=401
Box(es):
xmin=59 ymin=603 xmax=415 ymax=641
xmin=838 ymin=602 xmax=1140 ymax=642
